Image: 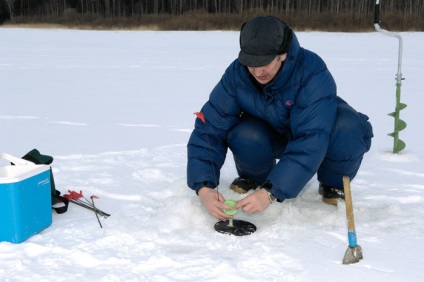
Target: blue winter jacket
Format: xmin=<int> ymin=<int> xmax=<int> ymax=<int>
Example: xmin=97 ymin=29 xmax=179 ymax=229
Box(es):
xmin=187 ymin=32 xmax=340 ymax=202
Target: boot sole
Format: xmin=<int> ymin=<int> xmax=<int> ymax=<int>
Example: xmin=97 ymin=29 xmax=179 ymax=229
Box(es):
xmin=322 ymin=197 xmax=344 ymax=206
xmin=230 ymin=184 xmax=248 ymax=194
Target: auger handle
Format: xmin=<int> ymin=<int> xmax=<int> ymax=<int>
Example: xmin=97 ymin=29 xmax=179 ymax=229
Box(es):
xmin=374 ymin=0 xmax=381 ymax=25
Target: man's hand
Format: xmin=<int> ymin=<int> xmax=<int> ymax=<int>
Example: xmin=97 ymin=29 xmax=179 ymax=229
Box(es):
xmin=235 ymin=188 xmax=271 ymax=213
xmin=198 ymin=187 xmax=235 ymax=221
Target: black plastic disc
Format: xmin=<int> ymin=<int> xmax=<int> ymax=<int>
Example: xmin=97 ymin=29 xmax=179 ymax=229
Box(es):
xmin=214 ymin=219 xmax=256 ymax=236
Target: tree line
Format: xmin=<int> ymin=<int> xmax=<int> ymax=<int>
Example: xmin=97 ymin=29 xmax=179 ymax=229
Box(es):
xmin=1 ymin=0 xmax=423 ymax=31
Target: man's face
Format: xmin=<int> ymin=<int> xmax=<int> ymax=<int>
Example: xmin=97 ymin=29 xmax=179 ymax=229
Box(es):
xmin=247 ymin=54 xmax=286 ymax=85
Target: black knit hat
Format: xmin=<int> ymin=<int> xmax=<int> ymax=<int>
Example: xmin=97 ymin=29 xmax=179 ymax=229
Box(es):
xmin=238 ymin=16 xmax=292 ymax=67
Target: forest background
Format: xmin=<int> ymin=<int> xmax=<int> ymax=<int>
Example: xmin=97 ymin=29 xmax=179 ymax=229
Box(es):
xmin=1 ymin=0 xmax=424 ymax=31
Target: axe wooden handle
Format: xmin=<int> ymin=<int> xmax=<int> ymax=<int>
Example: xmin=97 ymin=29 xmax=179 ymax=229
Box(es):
xmin=343 ymin=176 xmax=358 ymax=247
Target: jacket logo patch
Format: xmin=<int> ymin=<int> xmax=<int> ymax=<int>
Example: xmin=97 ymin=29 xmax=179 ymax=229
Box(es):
xmin=285 ymin=100 xmax=293 ymax=107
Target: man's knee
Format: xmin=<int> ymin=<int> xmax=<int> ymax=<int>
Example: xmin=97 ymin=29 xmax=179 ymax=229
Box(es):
xmin=227 ymin=117 xmax=282 ymax=182
xmin=328 ymin=104 xmax=373 ymax=160
xmin=227 ymin=117 xmax=276 ymax=150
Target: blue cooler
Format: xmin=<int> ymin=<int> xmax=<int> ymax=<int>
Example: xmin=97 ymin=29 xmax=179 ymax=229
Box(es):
xmin=0 ymin=153 xmax=52 ymax=243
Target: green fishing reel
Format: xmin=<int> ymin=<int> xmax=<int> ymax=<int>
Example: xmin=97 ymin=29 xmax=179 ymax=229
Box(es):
xmin=214 ymin=200 xmax=256 ymax=236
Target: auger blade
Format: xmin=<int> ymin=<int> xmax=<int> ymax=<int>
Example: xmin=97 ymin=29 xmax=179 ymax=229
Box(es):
xmin=397 ymin=103 xmax=407 ymax=111
xmin=393 ymin=139 xmax=406 ymax=153
xmin=395 ymin=119 xmax=407 ymax=131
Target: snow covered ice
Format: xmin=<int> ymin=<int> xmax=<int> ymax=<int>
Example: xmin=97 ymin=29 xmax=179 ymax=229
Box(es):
xmin=1 ymin=28 xmax=424 ymax=281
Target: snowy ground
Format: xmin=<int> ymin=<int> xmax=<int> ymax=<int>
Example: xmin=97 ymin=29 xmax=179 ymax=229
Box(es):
xmin=1 ymin=28 xmax=423 ymax=281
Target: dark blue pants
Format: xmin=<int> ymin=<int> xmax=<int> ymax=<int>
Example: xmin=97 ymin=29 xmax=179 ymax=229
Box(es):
xmin=227 ymin=103 xmax=373 ymax=188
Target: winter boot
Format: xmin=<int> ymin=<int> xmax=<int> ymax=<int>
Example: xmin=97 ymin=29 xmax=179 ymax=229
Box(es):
xmin=319 ymin=183 xmax=345 ymax=206
xmin=230 ymin=177 xmax=261 ymax=194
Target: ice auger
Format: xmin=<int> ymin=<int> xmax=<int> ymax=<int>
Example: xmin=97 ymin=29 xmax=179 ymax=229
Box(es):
xmin=374 ymin=0 xmax=407 ymax=153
